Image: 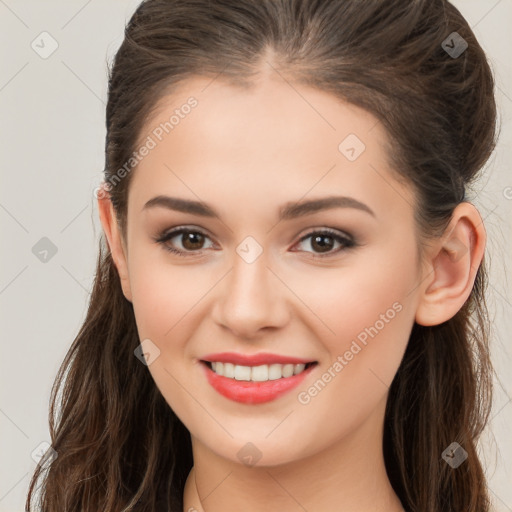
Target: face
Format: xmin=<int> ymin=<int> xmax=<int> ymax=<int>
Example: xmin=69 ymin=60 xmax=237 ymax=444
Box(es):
xmin=114 ymin=75 xmax=425 ymax=466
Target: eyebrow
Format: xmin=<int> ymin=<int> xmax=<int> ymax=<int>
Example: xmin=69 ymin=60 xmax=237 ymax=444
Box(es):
xmin=142 ymin=195 xmax=375 ymax=220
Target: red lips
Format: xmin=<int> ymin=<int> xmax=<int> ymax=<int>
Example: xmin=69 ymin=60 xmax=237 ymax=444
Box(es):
xmin=202 ymin=362 xmax=315 ymax=404
xmin=201 ymin=352 xmax=314 ymax=366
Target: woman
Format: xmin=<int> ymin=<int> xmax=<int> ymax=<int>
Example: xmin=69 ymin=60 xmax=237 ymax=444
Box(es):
xmin=26 ymin=0 xmax=497 ymax=510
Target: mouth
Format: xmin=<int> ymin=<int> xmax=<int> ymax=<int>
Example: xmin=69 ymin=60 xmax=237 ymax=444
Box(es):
xmin=199 ymin=356 xmax=318 ymax=404
xmin=201 ymin=360 xmax=317 ymax=381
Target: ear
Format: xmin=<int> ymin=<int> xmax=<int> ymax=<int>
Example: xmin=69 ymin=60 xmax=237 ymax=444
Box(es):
xmin=415 ymin=202 xmax=486 ymax=326
xmin=97 ymin=183 xmax=133 ymax=302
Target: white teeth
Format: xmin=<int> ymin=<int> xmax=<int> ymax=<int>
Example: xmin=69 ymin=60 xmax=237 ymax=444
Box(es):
xmin=208 ymin=361 xmax=311 ymax=381
xmin=223 ymin=362 xmax=235 ymax=378
xmin=251 ymin=365 xmax=268 ymax=382
xmin=293 ymin=363 xmax=305 ymax=375
xmin=268 ymin=364 xmax=282 ymax=380
xmin=282 ymin=364 xmax=294 ymax=378
xmin=234 ymin=365 xmax=251 ymax=381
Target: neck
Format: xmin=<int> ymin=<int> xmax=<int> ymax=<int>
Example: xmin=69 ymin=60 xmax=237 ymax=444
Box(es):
xmin=183 ymin=396 xmax=405 ymax=512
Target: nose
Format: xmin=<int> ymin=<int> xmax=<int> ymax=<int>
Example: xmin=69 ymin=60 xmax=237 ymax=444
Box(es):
xmin=211 ymin=248 xmax=290 ymax=341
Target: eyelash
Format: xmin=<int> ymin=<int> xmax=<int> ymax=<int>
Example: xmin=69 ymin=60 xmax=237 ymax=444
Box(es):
xmin=154 ymin=226 xmax=356 ymax=259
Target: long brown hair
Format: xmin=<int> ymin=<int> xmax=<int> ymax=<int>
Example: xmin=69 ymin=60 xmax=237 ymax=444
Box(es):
xmin=26 ymin=1 xmax=497 ymax=510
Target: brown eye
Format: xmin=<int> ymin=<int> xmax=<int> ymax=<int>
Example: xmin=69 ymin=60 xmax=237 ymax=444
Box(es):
xmin=155 ymin=227 xmax=215 ymax=256
xmin=310 ymin=233 xmax=336 ymax=253
xmin=181 ymin=231 xmax=206 ymax=250
xmin=294 ymin=229 xmax=355 ymax=258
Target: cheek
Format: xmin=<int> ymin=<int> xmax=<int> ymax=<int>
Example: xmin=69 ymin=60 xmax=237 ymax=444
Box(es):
xmin=290 ymin=245 xmax=417 ymax=407
xmin=127 ymin=245 xmax=207 ymax=338
xmin=127 ymin=253 xmax=210 ymax=417
xmin=291 ymin=286 xmax=413 ymax=449
xmin=289 ymin=247 xmax=416 ymax=350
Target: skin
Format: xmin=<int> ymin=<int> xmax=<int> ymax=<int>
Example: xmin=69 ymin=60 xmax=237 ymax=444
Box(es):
xmin=98 ymin=70 xmax=485 ymax=511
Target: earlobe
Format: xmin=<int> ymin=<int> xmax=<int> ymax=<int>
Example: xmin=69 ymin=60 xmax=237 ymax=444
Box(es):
xmin=96 ymin=184 xmax=133 ymax=302
xmin=415 ymin=202 xmax=486 ymax=326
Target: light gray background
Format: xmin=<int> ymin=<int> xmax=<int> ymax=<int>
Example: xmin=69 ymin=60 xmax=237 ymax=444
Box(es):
xmin=0 ymin=1 xmax=511 ymax=511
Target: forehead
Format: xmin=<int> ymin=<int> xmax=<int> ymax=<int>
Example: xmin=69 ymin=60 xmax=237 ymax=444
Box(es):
xmin=128 ymin=75 xmax=414 ymax=221
xmin=139 ymin=74 xmax=385 ymax=157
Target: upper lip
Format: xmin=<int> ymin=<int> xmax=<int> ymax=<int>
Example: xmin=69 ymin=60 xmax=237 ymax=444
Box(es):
xmin=201 ymin=352 xmax=316 ymax=366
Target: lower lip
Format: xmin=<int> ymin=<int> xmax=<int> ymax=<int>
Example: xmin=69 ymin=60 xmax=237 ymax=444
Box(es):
xmin=201 ymin=361 xmax=316 ymax=404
